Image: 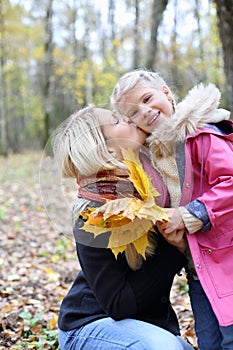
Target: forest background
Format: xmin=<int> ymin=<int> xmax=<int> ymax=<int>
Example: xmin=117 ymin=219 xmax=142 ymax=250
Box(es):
xmin=0 ymin=0 xmax=233 ymax=349
xmin=0 ymin=0 xmax=233 ymax=154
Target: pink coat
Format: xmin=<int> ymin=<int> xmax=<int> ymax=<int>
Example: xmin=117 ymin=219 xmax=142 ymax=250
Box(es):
xmin=147 ymin=83 xmax=233 ymax=326
xmin=181 ymin=122 xmax=233 ymax=326
xmin=145 ymin=82 xmax=233 ymax=326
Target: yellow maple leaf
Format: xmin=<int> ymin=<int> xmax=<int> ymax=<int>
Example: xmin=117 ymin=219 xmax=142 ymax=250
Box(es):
xmin=79 ymin=147 xmax=169 ymax=259
xmin=87 ymin=212 xmax=105 ymax=227
xmin=132 ymin=233 xmax=149 ymax=259
xmin=81 ymin=221 xmax=111 ymax=237
xmin=111 ymin=232 xmax=149 ymax=260
xmin=81 ymin=207 xmax=96 ymax=220
xmin=111 ymin=245 xmax=127 ymax=259
xmin=81 ymin=207 xmax=132 ymax=228
xmin=108 ymin=218 xmax=153 ymax=247
xmin=49 ymin=313 xmax=58 ymax=330
xmin=121 ymin=148 xmax=160 ymax=201
xmin=97 ymin=198 xmax=134 ymax=219
xmin=82 ymin=217 xmax=152 ymax=245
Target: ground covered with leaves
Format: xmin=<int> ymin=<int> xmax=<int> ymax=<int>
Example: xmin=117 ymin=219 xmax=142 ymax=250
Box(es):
xmin=0 ymin=153 xmax=198 ymax=349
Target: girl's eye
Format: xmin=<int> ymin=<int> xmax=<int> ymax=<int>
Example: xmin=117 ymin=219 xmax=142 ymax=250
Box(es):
xmin=115 ymin=119 xmax=120 ymax=125
xmin=143 ymin=95 xmax=151 ymax=103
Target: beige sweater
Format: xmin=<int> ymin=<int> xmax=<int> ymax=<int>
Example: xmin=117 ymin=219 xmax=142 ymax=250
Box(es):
xmin=154 ymin=151 xmax=202 ymax=277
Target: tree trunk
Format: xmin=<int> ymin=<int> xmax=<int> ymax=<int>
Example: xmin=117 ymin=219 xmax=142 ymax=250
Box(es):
xmin=194 ymin=0 xmax=207 ymax=81
xmin=146 ymin=0 xmax=168 ymax=70
xmin=0 ymin=1 xmax=8 ymax=155
xmin=133 ymin=0 xmax=140 ymax=68
xmin=43 ymin=0 xmax=54 ymax=148
xmin=84 ymin=12 xmax=93 ymax=105
xmin=215 ymin=0 xmax=233 ymax=116
xmin=170 ymin=0 xmax=179 ymax=87
xmin=108 ymin=0 xmax=118 ymax=61
xmin=86 ymin=57 xmax=93 ymax=104
xmin=70 ymin=0 xmax=79 ymax=109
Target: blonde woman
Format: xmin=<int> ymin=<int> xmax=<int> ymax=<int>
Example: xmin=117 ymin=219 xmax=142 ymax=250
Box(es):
xmin=52 ymin=106 xmax=193 ymax=350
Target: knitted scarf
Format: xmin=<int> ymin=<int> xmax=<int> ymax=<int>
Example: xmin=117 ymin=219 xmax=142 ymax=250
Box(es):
xmin=77 ymin=169 xmax=141 ymax=203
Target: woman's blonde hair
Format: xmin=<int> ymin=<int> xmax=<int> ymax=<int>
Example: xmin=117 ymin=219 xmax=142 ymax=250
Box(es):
xmin=111 ymin=69 xmax=174 ymax=114
xmin=52 ymin=106 xmax=123 ymax=178
xmin=52 ymin=105 xmax=157 ymax=270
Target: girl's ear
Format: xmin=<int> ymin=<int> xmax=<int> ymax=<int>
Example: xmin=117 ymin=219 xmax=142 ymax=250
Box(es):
xmin=162 ymin=85 xmax=173 ymax=102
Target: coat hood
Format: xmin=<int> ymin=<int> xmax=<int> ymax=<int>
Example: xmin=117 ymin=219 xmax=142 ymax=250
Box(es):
xmin=148 ymin=83 xmax=230 ymax=158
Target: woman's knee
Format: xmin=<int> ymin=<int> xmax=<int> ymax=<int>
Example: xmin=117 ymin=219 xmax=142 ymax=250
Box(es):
xmin=132 ymin=332 xmax=186 ymax=350
xmin=58 ymin=328 xmax=82 ymax=350
xmin=58 ymin=323 xmax=192 ymax=350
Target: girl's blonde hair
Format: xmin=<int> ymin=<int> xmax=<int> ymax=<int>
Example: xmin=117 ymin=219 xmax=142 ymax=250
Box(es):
xmin=52 ymin=106 xmax=123 ymax=178
xmin=111 ymin=69 xmax=174 ymax=114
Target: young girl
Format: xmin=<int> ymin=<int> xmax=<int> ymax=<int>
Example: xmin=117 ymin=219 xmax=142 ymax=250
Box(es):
xmin=52 ymin=106 xmax=193 ymax=350
xmin=111 ymin=69 xmax=233 ymax=350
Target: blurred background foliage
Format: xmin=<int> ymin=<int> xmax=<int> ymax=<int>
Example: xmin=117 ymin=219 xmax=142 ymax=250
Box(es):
xmin=0 ymin=0 xmax=232 ymax=154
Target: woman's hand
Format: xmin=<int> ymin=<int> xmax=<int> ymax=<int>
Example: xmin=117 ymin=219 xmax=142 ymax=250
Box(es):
xmin=160 ymin=228 xmax=187 ymax=253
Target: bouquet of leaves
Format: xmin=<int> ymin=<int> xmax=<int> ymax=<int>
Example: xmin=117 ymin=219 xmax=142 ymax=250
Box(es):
xmin=79 ymin=148 xmax=168 ymax=259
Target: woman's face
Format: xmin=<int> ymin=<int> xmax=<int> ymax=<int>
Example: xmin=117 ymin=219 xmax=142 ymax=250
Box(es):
xmin=98 ymin=109 xmax=147 ymax=159
xmin=117 ymin=85 xmax=174 ymax=134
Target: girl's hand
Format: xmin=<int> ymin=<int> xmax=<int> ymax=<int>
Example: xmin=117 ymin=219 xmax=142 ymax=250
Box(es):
xmin=163 ymin=208 xmax=185 ymax=233
xmin=157 ymin=209 xmax=187 ymax=253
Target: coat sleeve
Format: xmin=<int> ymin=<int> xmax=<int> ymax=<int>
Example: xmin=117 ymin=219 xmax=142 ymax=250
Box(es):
xmin=190 ymin=132 xmax=233 ymax=228
xmin=76 ymin=219 xmax=187 ymax=320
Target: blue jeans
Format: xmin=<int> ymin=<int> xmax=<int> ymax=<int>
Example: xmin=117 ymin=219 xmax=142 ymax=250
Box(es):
xmin=58 ymin=317 xmax=194 ymax=350
xmin=188 ymin=275 xmax=233 ymax=350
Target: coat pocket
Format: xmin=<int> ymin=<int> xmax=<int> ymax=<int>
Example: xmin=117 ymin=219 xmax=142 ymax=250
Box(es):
xmin=200 ymin=244 xmax=233 ymax=297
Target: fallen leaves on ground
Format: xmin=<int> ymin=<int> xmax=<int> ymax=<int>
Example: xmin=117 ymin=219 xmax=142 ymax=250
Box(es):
xmin=0 ymin=152 xmax=198 ymax=349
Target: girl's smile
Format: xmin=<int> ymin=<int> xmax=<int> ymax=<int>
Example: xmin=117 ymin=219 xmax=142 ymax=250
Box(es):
xmin=118 ymin=86 xmax=174 ymax=133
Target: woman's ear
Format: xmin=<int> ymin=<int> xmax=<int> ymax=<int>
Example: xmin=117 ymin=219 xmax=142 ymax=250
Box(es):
xmin=107 ymin=146 xmax=119 ymax=159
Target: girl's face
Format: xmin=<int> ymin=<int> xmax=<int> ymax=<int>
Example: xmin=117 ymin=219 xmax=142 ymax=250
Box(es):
xmin=98 ymin=109 xmax=147 ymax=159
xmin=117 ymin=85 xmax=174 ymax=133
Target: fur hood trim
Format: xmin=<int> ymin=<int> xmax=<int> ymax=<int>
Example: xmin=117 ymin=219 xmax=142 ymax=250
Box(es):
xmin=148 ymin=83 xmax=230 ymax=157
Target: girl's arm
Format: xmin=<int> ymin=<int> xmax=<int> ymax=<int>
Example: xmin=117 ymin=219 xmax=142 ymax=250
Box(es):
xmin=158 ymin=132 xmax=233 ymax=238
xmin=191 ymin=132 xmax=233 ymax=228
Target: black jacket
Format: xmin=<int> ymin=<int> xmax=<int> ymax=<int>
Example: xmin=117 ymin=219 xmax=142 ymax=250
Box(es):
xmin=58 ymin=211 xmax=187 ymax=336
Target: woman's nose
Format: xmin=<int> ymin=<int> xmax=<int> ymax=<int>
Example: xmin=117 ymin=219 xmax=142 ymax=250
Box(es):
xmin=122 ymin=115 xmax=131 ymax=123
xmin=113 ymin=113 xmax=129 ymax=123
